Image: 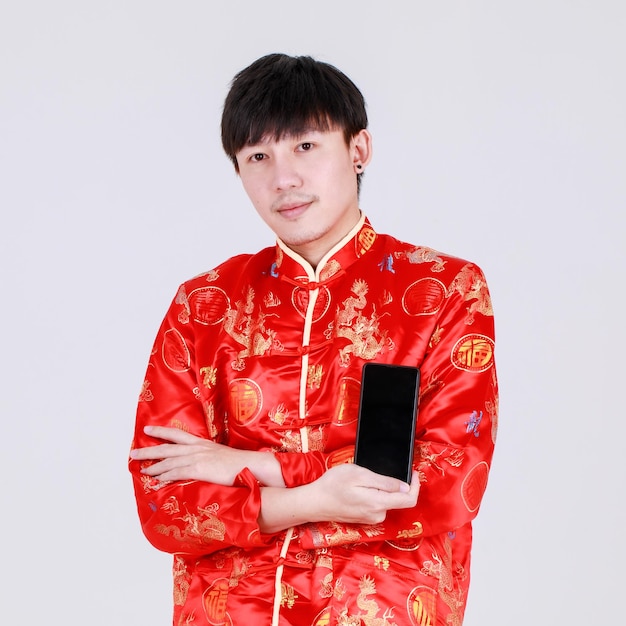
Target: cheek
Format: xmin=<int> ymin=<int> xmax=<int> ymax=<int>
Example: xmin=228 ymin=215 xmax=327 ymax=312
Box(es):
xmin=240 ymin=179 xmax=264 ymax=209
xmin=317 ymin=157 xmax=350 ymax=185
xmin=327 ymin=161 xmax=357 ymax=196
xmin=247 ymin=192 xmax=274 ymax=223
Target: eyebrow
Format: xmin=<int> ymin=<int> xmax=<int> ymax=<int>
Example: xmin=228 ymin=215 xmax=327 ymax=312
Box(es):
xmin=242 ymin=128 xmax=327 ymax=150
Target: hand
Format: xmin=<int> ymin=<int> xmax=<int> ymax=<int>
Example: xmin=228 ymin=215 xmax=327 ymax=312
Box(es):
xmin=129 ymin=426 xmax=284 ymax=487
xmin=258 ymin=463 xmax=421 ymax=533
xmin=306 ymin=464 xmax=420 ymax=525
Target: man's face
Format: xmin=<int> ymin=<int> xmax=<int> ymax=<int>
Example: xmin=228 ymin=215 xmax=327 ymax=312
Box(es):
xmin=235 ymin=128 xmax=372 ymax=268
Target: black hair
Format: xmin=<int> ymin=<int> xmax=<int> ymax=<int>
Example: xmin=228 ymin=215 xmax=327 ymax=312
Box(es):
xmin=221 ymin=53 xmax=368 ymax=178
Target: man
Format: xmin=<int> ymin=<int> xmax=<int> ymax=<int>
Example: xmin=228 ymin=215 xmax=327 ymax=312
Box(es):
xmin=129 ymin=53 xmax=498 ymax=626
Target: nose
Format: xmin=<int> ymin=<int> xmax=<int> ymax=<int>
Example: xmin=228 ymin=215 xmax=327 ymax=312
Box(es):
xmin=271 ymin=155 xmax=303 ymax=191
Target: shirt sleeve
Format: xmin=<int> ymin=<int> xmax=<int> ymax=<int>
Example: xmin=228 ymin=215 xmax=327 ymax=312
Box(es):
xmin=128 ymin=285 xmax=274 ymax=557
xmin=273 ymin=447 xmax=353 ymax=487
xmin=297 ymin=262 xmax=499 ymax=549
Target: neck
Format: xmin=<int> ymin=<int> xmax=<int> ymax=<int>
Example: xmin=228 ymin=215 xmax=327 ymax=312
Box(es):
xmin=278 ymin=212 xmax=366 ymax=273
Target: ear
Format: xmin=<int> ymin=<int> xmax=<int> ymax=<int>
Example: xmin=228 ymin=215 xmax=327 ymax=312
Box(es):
xmin=350 ymin=129 xmax=373 ymax=170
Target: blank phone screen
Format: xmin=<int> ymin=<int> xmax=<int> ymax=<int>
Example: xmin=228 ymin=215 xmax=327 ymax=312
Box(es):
xmin=354 ymin=363 xmax=420 ymax=483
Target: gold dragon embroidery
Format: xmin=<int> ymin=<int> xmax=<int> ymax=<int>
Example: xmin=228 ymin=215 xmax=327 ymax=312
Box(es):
xmin=154 ymin=503 xmax=226 ymax=545
xmin=268 ymin=403 xmax=289 ymax=426
xmin=324 ymin=522 xmax=362 ymax=546
xmin=447 ymin=265 xmax=493 ymax=325
xmin=138 ymin=379 xmax=154 ymax=402
xmin=420 ymin=537 xmax=466 ymax=626
xmin=175 ymin=285 xmax=191 ymax=324
xmin=222 ymin=286 xmax=283 ymax=370
xmin=280 ymin=582 xmax=298 ymax=609
xmin=328 ymin=279 xmax=391 ymax=367
xmin=205 ymin=547 xmax=251 ymax=589
xmin=395 ymin=246 xmax=447 ymax=272
xmin=337 ymin=575 xmax=398 ymax=626
xmin=276 ymin=429 xmax=301 ymax=452
xmin=172 ymin=556 xmax=191 ymax=607
xmin=320 ymin=573 xmax=347 ymax=600
xmin=199 ymin=365 xmax=217 ymax=388
xmin=416 ymin=442 xmax=464 ymax=483
xmin=307 ymin=364 xmax=324 ymax=389
xmin=276 ymin=426 xmax=324 ymax=452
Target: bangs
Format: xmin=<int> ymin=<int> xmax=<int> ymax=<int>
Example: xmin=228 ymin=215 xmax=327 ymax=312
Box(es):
xmin=222 ymin=54 xmax=367 ymax=166
xmin=244 ymin=110 xmax=334 ymax=148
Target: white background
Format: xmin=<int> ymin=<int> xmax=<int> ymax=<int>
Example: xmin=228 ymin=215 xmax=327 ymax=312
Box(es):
xmin=1 ymin=1 xmax=624 ymax=624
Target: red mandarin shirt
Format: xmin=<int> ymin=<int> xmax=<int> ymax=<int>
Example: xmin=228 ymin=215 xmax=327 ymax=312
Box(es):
xmin=129 ymin=215 xmax=498 ymax=626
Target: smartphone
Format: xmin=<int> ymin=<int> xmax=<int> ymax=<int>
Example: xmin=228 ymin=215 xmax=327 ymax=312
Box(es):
xmin=354 ymin=362 xmax=420 ymax=483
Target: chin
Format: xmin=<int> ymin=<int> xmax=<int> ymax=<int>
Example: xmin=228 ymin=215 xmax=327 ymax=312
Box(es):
xmin=280 ymin=230 xmax=324 ymax=248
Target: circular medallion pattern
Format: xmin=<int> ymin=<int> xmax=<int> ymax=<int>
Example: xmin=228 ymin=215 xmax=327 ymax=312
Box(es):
xmin=356 ymin=225 xmax=377 ymax=256
xmin=311 ymin=607 xmax=331 ymax=626
xmin=188 ymin=286 xmax=230 ymax=325
xmin=202 ymin=578 xmax=230 ymax=625
xmin=228 ymin=378 xmax=263 ymax=425
xmin=407 ymin=585 xmax=437 ymax=626
xmin=461 ymin=460 xmax=490 ymax=512
xmin=326 ymin=446 xmax=355 ymax=468
xmin=332 ymin=377 xmax=360 ymax=426
xmin=162 ymin=328 xmax=191 ymax=372
xmin=402 ymin=278 xmax=446 ymax=316
xmin=292 ymin=284 xmax=331 ymax=321
xmin=451 ymin=334 xmax=494 ymax=372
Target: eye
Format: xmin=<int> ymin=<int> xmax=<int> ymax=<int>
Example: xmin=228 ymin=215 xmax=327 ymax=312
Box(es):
xmin=250 ymin=153 xmax=266 ymax=162
xmin=299 ymin=142 xmax=313 ymax=151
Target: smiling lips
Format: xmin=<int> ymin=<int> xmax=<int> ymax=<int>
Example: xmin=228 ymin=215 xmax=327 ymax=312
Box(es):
xmin=273 ymin=196 xmax=318 ymax=219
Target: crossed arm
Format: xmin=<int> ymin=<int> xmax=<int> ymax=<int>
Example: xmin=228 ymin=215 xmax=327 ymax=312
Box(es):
xmin=129 ymin=425 xmax=419 ymax=534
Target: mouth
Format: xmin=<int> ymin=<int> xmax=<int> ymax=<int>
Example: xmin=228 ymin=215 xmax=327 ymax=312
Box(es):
xmin=274 ymin=198 xmax=315 ymax=219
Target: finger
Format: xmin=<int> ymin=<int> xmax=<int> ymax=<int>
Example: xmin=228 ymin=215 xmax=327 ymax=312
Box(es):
xmin=138 ymin=458 xmax=170 ymax=476
xmin=130 ymin=442 xmax=204 ymax=461
xmin=385 ymin=472 xmax=420 ymax=509
xmin=144 ymin=425 xmax=204 ymax=445
xmin=150 ymin=468 xmax=191 ymax=482
xmin=362 ymin=470 xmax=411 ymax=494
xmin=139 ymin=456 xmax=192 ymax=477
xmin=409 ymin=470 xmax=421 ymax=496
xmin=142 ymin=464 xmax=195 ymax=482
xmin=378 ymin=488 xmax=418 ymax=511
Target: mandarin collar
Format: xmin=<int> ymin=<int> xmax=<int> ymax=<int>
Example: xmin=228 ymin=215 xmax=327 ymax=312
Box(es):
xmin=272 ymin=214 xmax=379 ymax=286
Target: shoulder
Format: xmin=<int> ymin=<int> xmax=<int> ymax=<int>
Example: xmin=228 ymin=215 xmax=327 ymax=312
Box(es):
xmin=160 ymin=248 xmax=275 ymax=325
xmin=377 ymin=233 xmax=495 ymax=326
xmin=376 ymin=232 xmax=486 ymax=282
xmin=180 ymin=247 xmax=276 ymax=291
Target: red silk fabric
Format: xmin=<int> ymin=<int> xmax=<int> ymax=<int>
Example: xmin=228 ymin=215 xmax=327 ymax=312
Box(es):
xmin=129 ymin=217 xmax=498 ymax=625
